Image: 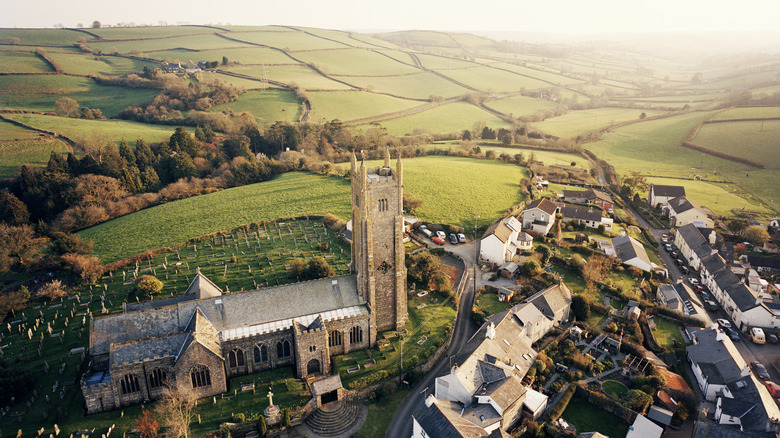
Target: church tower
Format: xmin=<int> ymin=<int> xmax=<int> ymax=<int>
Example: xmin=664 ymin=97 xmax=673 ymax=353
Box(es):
xmin=351 ymin=149 xmax=408 ymax=342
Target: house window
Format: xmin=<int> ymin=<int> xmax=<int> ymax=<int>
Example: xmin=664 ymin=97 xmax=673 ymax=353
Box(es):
xmin=228 ymin=348 xmax=245 ymax=368
xmin=148 ymin=368 xmax=167 ymax=389
xmin=190 ymin=365 xmax=211 ymax=388
xmin=120 ymin=374 xmax=140 ymax=394
xmin=329 ymin=330 xmax=343 ymax=347
xmin=254 ymin=344 xmax=268 ymax=363
xmin=276 ymin=340 xmax=291 ymax=359
xmin=350 ymin=326 xmax=363 ymax=344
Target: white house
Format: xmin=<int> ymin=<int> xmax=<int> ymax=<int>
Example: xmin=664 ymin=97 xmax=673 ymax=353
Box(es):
xmin=521 ymin=198 xmax=557 ymax=235
xmin=647 ymin=184 xmax=686 ymax=208
xmin=612 ymin=235 xmax=654 ymax=272
xmin=480 ymin=217 xmax=524 ymax=265
xmin=557 ymin=204 xmax=613 ymax=232
xmin=666 ymin=196 xmax=714 ymax=228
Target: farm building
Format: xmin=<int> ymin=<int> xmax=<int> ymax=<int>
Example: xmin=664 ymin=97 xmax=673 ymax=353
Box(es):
xmin=521 ymin=198 xmax=557 ymax=234
xmin=647 ymin=184 xmax=686 ymax=209
xmin=82 ymin=151 xmax=408 ymax=414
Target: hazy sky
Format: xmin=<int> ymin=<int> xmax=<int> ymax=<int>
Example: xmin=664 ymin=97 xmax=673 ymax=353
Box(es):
xmin=3 ymin=0 xmax=779 ymax=34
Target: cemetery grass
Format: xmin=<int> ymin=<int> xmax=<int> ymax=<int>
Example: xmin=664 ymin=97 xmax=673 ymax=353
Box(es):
xmin=81 ymin=172 xmax=352 ymax=263
xmin=355 ymin=388 xmax=411 ymax=438
xmin=0 ymin=219 xmax=342 ymax=435
xmin=563 ymin=398 xmax=630 ymax=438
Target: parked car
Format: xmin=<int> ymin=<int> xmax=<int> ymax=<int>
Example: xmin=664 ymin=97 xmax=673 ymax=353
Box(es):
xmin=662 ymin=234 xmax=669 ymax=242
xmin=681 ymin=266 xmax=689 ymax=274
xmin=689 ymin=278 xmax=700 ymax=285
xmin=436 ymin=230 xmax=446 ymax=239
xmin=726 ymin=328 xmax=741 ymax=342
xmin=675 ymin=258 xmax=684 ymax=266
xmin=431 ymin=236 xmax=445 ymax=245
xmin=765 ymin=381 xmax=780 ymax=398
xmin=717 ymin=319 xmax=732 ymax=329
xmin=705 ymin=300 xmax=719 ymax=311
xmin=693 ymin=284 xmax=703 ymax=292
xmin=751 ymin=327 xmax=766 ymax=344
xmin=753 ymin=361 xmax=771 ymax=380
xmin=449 ymin=233 xmax=458 ymax=244
xmin=701 ymin=291 xmax=712 ymax=302
xmin=671 ymin=251 xmax=679 ymax=258
xmin=665 ymin=244 xmax=673 ymax=252
xmin=769 ymin=333 xmax=779 ymax=344
xmin=457 ymin=233 xmax=466 ymax=243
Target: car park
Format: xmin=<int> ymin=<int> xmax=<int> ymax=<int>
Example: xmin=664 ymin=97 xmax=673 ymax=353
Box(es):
xmin=431 ymin=236 xmax=445 ymax=245
xmin=457 ymin=233 xmax=466 ymax=243
xmin=717 ymin=319 xmax=732 ymax=329
xmin=436 ymin=231 xmax=446 ymax=239
xmin=449 ymin=233 xmax=458 ymax=244
xmin=753 ymin=361 xmax=771 ymax=380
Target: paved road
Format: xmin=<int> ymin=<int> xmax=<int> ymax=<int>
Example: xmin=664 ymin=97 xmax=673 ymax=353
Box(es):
xmin=385 ymin=237 xmax=481 ymax=438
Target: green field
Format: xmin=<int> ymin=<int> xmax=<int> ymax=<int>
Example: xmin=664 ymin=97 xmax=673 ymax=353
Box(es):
xmin=293 ymin=48 xmax=419 ymax=76
xmin=692 ymin=120 xmax=780 ymax=168
xmin=231 ymin=29 xmax=350 ymax=51
xmin=534 ymin=108 xmax=667 ymax=139
xmin=370 ymin=101 xmax=513 ymax=135
xmin=86 ymin=33 xmax=245 ymax=54
xmin=210 ymin=89 xmax=301 ymax=125
xmin=425 ymin=143 xmax=590 ymax=169
xmin=563 ymin=398 xmax=630 ymax=437
xmin=643 ymin=177 xmax=772 ymax=216
xmin=442 ymin=66 xmax=554 ymax=93
xmin=0 ymin=75 xmax=158 ymax=116
xmin=0 ymin=28 xmax=92 ymax=45
xmin=307 ymin=90 xmax=421 ymax=122
xmin=87 ymin=25 xmax=216 ymax=39
xmin=44 ymin=52 xmax=154 ymax=76
xmin=415 ymin=53 xmax=478 ymax=70
xmin=344 ymin=72 xmax=471 ymax=99
xmin=81 ymin=172 xmax=352 ymax=262
xmin=4 ymin=113 xmax=189 ymax=147
xmin=0 ymin=51 xmax=54 ymax=73
xmin=710 ymin=107 xmax=780 ymax=120
xmin=483 ymin=95 xmax=560 ymax=117
xmin=146 ymin=46 xmax=296 ymax=65
xmin=0 ymin=138 xmax=69 ymax=177
xmin=226 ymin=64 xmax=354 ymax=90
xmin=652 ymin=317 xmax=686 ymax=350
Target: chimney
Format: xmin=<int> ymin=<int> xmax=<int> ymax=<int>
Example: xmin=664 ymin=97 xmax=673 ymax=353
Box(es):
xmin=486 ymin=322 xmax=496 ymax=340
xmin=425 ymin=394 xmax=436 ymax=408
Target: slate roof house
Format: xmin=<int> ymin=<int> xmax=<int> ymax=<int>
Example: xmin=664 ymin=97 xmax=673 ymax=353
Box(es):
xmin=557 ymin=204 xmax=613 ymax=232
xmin=612 ymin=234 xmax=654 ymax=272
xmin=647 ymin=184 xmax=686 ymax=208
xmin=657 ymin=281 xmax=707 ymax=321
xmin=687 ymin=328 xmax=780 ymax=436
xmin=82 ymin=151 xmax=409 ymax=414
xmin=666 ymin=195 xmax=714 ymax=228
xmin=480 ymin=216 xmax=525 ymax=265
xmin=413 ymin=283 xmax=571 ymax=436
xmin=562 ymin=188 xmax=613 ymax=210
xmin=521 ymin=198 xmax=558 ymax=235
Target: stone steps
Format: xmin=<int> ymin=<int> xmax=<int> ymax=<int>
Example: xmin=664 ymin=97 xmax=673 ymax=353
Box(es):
xmin=303 ymin=401 xmax=361 ymax=437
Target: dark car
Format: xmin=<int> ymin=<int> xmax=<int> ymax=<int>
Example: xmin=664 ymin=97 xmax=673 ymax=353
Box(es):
xmin=769 ymin=333 xmax=779 ymax=344
xmin=727 ymin=328 xmax=741 ymax=342
xmin=701 ymin=291 xmax=712 ymax=302
xmin=705 ymin=300 xmax=719 ymax=311
xmin=448 ymin=233 xmax=458 ymax=244
xmin=752 ymin=361 xmax=771 ymax=380
xmin=681 ymin=266 xmax=689 ymax=274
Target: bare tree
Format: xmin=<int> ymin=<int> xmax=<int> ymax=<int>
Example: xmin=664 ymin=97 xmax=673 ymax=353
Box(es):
xmin=155 ymin=383 xmax=198 ymax=438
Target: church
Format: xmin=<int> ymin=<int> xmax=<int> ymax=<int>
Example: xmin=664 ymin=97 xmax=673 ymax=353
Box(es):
xmin=81 ymin=151 xmax=408 ymax=414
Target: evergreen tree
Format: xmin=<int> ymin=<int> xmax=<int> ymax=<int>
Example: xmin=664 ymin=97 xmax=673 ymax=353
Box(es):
xmin=0 ymin=190 xmax=30 ymax=226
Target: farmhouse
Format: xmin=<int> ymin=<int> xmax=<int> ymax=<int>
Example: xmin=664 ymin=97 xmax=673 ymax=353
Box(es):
xmin=666 ymin=196 xmax=714 ymax=228
xmin=557 ymin=204 xmax=613 ymax=232
xmin=562 ymin=188 xmax=613 ymax=210
xmin=612 ymin=234 xmax=654 ymax=272
xmin=480 ymin=216 xmax=525 ymax=265
xmin=82 ymin=151 xmax=409 ymax=414
xmin=647 ymin=184 xmax=686 ymax=208
xmin=521 ymin=198 xmax=557 ymax=234
xmin=687 ymin=328 xmax=780 ymax=436
xmin=414 ymin=283 xmax=571 ymax=436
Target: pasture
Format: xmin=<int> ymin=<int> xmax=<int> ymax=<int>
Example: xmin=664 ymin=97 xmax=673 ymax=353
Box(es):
xmin=307 ymin=90 xmax=421 ymax=122
xmin=230 ymin=29 xmax=350 ymax=51
xmin=210 ymin=89 xmax=301 ymax=125
xmin=643 ymin=177 xmax=773 ymax=217
xmin=369 ymin=101 xmax=513 ymax=135
xmin=145 ymin=46 xmax=296 ymax=65
xmin=343 ymin=72 xmax=470 ymax=99
xmin=44 ymin=53 xmax=153 ymax=76
xmin=293 ymin=48 xmax=419 ymax=76
xmin=489 ymin=61 xmax=581 ymax=86
xmin=709 ymin=107 xmax=780 ymax=120
xmin=533 ymin=107 xmax=666 ymax=139
xmin=86 ymin=25 xmax=216 ymax=39
xmin=0 ymin=138 xmax=69 ymax=177
xmin=442 ymin=66 xmax=555 ymax=92
xmin=426 ymin=143 xmax=591 ymax=170
xmin=0 ymin=28 xmax=91 ymax=45
xmin=0 ymin=51 xmax=54 ymax=73
xmin=692 ymin=119 xmax=780 ymax=168
xmin=226 ymin=64 xmax=354 ymax=90
xmin=85 ymin=33 xmax=244 ymax=54
xmin=483 ymin=95 xmax=560 ymax=117
xmin=4 ymin=113 xmax=188 ymax=147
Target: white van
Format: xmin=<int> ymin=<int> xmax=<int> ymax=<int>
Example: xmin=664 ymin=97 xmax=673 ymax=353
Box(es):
xmin=751 ymin=327 xmax=766 ymax=344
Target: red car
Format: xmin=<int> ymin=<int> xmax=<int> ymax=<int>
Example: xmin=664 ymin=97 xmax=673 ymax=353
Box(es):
xmin=431 ymin=236 xmax=445 ymax=245
xmin=765 ymin=381 xmax=780 ymax=398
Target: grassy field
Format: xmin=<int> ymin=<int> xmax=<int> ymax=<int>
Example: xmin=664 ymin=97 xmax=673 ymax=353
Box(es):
xmin=0 ymin=51 xmax=54 ymax=73
xmin=0 ymin=28 xmax=92 ymax=45
xmin=307 ymin=90 xmax=421 ymax=122
xmin=85 ymin=33 xmax=244 ymax=54
xmin=563 ymin=398 xmax=630 ymax=437
xmin=4 ymin=113 xmax=188 ymax=147
xmin=483 ymin=95 xmax=560 ymax=117
xmin=146 ymin=46 xmax=295 ymax=65
xmin=81 ymin=172 xmax=352 ymax=262
xmin=0 ymin=75 xmax=158 ymax=116
xmin=210 ymin=89 xmax=301 ymax=125
xmin=369 ymin=101 xmax=513 ymax=135
xmin=476 ymin=292 xmax=512 ymax=315
xmin=344 ymin=72 xmax=471 ymax=99
xmin=0 ymin=138 xmax=69 ymax=177
xmin=692 ymin=120 xmax=780 ymax=168
xmin=86 ymin=25 xmax=217 ymax=39
xmin=226 ymin=64 xmax=354 ymax=90
xmin=440 ymin=143 xmax=591 ymax=169
xmin=231 ymin=29 xmax=350 ymax=51
xmin=293 ymin=48 xmax=419 ymax=76
xmin=45 ymin=53 xmax=154 ymax=76
xmin=442 ymin=66 xmax=554 ymax=92
xmin=356 ymin=389 xmax=411 ymax=438
xmin=642 ymin=177 xmax=773 ymax=217
xmin=533 ymin=108 xmax=667 ymax=139
xmin=710 ymin=107 xmax=780 ymax=120
xmin=652 ymin=316 xmax=686 ymax=350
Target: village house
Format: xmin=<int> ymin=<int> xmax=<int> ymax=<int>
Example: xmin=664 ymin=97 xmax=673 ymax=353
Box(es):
xmin=413 ymin=283 xmax=572 ymax=436
xmin=611 ymin=234 xmax=654 ymax=272
xmin=557 ymin=204 xmax=613 ymax=232
xmin=686 ymin=327 xmax=780 ymax=437
xmin=562 ymin=188 xmax=613 ymax=211
xmin=521 ymin=198 xmax=557 ymax=235
xmin=480 ymin=216 xmax=525 ymax=265
xmin=647 ymin=184 xmax=686 ymax=209
xmin=665 ymin=196 xmax=714 ymax=228
xmin=657 ymin=281 xmax=707 ymax=321
xmin=82 ymin=151 xmax=409 ymax=414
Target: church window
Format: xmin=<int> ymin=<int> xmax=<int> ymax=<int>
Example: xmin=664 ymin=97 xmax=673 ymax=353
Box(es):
xmin=378 ymin=198 xmax=388 ymax=212
xmin=120 ymin=374 xmax=140 ymax=394
xmin=148 ymin=368 xmax=167 ymax=389
xmin=350 ymin=326 xmax=363 ymax=344
xmin=328 ymin=330 xmax=342 ymax=347
xmin=276 ymin=340 xmax=291 ymax=359
xmin=190 ymin=365 xmax=211 ymax=388
xmin=228 ymin=348 xmax=245 ymax=368
xmin=254 ymin=344 xmax=268 ymax=363
xmin=309 ymin=345 xmax=317 ymax=352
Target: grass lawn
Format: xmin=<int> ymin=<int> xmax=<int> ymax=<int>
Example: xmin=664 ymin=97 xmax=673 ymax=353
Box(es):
xmin=355 ymin=388 xmax=411 ymax=438
xmin=476 ymin=292 xmax=512 ymax=316
xmin=563 ymin=398 xmax=630 ymax=437
xmin=652 ymin=316 xmax=686 ymax=350
xmin=602 ymin=380 xmax=629 ymax=398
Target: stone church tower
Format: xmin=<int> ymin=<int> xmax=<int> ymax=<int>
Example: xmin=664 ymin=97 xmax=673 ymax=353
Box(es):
xmin=351 ymin=149 xmax=408 ymax=343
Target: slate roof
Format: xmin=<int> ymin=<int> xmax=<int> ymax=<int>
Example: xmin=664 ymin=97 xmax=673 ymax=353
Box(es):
xmin=461 ymin=403 xmax=502 ymax=432
xmin=563 ymin=188 xmax=613 ymax=204
xmin=185 ymin=271 xmax=223 ymax=299
xmin=612 ymin=235 xmax=652 ymax=268
xmin=529 ymin=282 xmax=572 ymax=319
xmin=668 ymin=196 xmax=699 ymax=214
xmin=558 ymin=204 xmax=603 ymax=222
xmin=647 ymin=405 xmax=674 ymax=426
xmin=747 ymin=255 xmax=780 ymax=270
xmin=651 ymin=184 xmax=686 ymax=199
xmin=725 ymin=283 xmax=759 ymax=312
xmin=721 ymin=374 xmax=780 ymax=436
xmin=413 ymin=398 xmax=490 ymax=437
xmin=677 ymin=224 xmax=712 ymax=259
xmin=524 ymin=198 xmax=558 ymax=215
xmin=687 ymin=328 xmax=747 ymax=385
xmin=311 ymin=374 xmax=343 ymax=397
xmin=701 ymin=252 xmax=728 ymax=276
xmin=110 ymin=332 xmax=189 ymax=367
xmin=481 ymin=374 xmax=527 ymax=411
